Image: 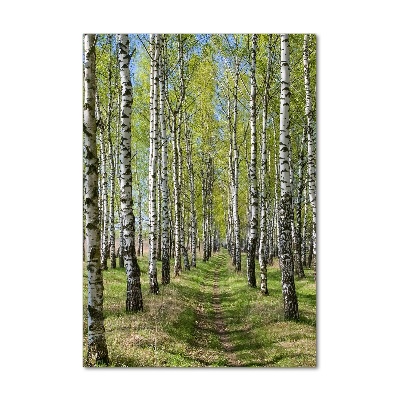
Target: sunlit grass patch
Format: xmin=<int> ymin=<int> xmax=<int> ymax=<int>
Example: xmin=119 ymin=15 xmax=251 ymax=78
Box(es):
xmin=83 ymin=250 xmax=316 ymax=367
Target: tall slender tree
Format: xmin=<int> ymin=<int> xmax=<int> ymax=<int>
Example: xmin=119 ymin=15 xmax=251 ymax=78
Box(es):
xmin=294 ymin=127 xmax=306 ymax=278
xmin=117 ymin=33 xmax=143 ymax=312
xmin=232 ymin=57 xmax=241 ymax=272
xmin=246 ymin=34 xmax=258 ymax=288
xmin=148 ymin=34 xmax=160 ymax=293
xmin=279 ymin=34 xmax=299 ymax=320
xmin=84 ymin=33 xmax=109 ymax=365
xmin=168 ymin=34 xmax=187 ymax=276
xmin=105 ymin=34 xmax=117 ymax=270
xmin=185 ymin=119 xmax=197 ymax=268
xmin=159 ymin=34 xmax=171 ymax=284
xmin=303 ymin=34 xmax=316 ymax=273
xmin=259 ymin=35 xmax=272 ymax=295
xmin=96 ymin=94 xmax=109 ymax=270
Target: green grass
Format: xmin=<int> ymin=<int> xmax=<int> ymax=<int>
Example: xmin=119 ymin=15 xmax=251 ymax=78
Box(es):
xmin=83 ymin=250 xmax=316 ymax=367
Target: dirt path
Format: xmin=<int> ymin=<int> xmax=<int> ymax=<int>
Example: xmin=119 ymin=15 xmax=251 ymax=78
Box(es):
xmin=212 ymin=258 xmax=241 ymax=367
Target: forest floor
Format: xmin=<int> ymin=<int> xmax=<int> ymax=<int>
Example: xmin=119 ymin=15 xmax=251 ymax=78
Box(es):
xmin=83 ymin=250 xmax=316 ymax=367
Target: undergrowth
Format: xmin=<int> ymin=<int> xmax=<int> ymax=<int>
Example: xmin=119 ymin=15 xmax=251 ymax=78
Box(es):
xmin=83 ymin=250 xmax=316 ymax=367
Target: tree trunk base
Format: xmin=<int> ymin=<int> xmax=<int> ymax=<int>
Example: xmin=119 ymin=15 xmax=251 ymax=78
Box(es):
xmin=126 ymin=283 xmax=144 ymax=312
xmin=126 ymin=257 xmax=143 ymax=312
xmin=86 ymin=338 xmax=109 ymax=367
xmin=149 ymin=274 xmax=160 ymax=294
xmin=110 ymin=254 xmax=116 ymax=269
xmin=161 ymin=256 xmax=170 ymax=284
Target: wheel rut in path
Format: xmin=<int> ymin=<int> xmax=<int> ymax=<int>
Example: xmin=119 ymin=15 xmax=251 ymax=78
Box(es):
xmin=212 ymin=255 xmax=241 ymax=367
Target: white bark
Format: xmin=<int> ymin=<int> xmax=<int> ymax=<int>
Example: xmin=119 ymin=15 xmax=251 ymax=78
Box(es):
xmin=185 ymin=121 xmax=197 ymax=268
xmin=246 ymin=34 xmax=258 ymax=288
xmin=99 ymin=103 xmax=109 ymax=270
xmin=117 ymin=33 xmax=143 ymax=311
xmin=171 ymin=35 xmax=186 ymax=276
xmin=148 ymin=34 xmax=160 ymax=293
xmin=178 ymin=112 xmax=190 ymax=271
xmin=303 ymin=34 xmax=316 ymax=269
xmin=294 ymin=127 xmax=306 ymax=278
xmin=259 ymin=36 xmax=272 ymax=295
xmin=159 ymin=34 xmax=170 ymax=284
xmin=232 ymin=58 xmax=241 ymax=272
xmin=105 ymin=34 xmax=117 ymax=270
xmin=172 ymin=114 xmax=181 ymax=275
xmin=108 ymin=137 xmax=116 ymax=269
xmin=279 ymin=34 xmax=299 ymax=320
xmin=84 ymin=33 xmax=109 ymax=365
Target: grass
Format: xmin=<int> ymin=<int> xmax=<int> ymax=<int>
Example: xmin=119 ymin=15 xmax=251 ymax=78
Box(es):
xmin=83 ymin=250 xmax=316 ymax=367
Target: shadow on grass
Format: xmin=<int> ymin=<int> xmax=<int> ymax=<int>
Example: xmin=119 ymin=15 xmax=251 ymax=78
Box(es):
xmin=163 ymin=307 xmax=197 ymax=347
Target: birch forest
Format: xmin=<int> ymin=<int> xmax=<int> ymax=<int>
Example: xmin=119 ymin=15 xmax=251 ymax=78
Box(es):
xmin=83 ymin=33 xmax=317 ymax=367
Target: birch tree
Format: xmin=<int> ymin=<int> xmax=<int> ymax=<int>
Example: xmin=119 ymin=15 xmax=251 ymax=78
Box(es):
xmin=279 ymin=34 xmax=299 ymax=320
xmin=136 ymin=161 xmax=144 ymax=257
xmin=84 ymin=33 xmax=109 ymax=365
xmin=185 ymin=120 xmax=197 ymax=268
xmin=106 ymin=34 xmax=117 ymax=270
xmin=246 ymin=34 xmax=258 ymax=288
xmin=259 ymin=35 xmax=272 ymax=295
xmin=303 ymin=34 xmax=316 ymax=272
xmin=159 ymin=34 xmax=171 ymax=283
xmin=117 ymin=33 xmax=143 ymax=312
xmin=294 ymin=127 xmax=306 ymax=278
xmin=97 ymin=96 xmax=109 ymax=270
xmin=232 ymin=57 xmax=241 ymax=272
xmin=148 ymin=34 xmax=160 ymax=293
xmin=167 ymin=34 xmax=187 ymax=276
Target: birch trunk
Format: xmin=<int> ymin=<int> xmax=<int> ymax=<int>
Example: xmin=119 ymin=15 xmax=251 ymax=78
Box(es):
xmin=302 ymin=194 xmax=308 ymax=268
xmin=227 ymin=95 xmax=234 ymax=260
xmin=84 ymin=34 xmax=109 ymax=365
xmin=100 ymin=110 xmax=109 ymax=270
xmin=274 ymin=153 xmax=280 ymax=259
xmin=185 ymin=122 xmax=197 ymax=268
xmin=266 ymin=134 xmax=274 ymax=265
xmin=137 ymin=189 xmax=143 ymax=256
xmin=178 ymin=114 xmax=190 ymax=271
xmin=117 ymin=33 xmax=143 ymax=311
xmin=176 ymin=38 xmax=190 ymax=272
xmin=95 ymin=93 xmax=109 ymax=270
xmin=246 ymin=34 xmax=258 ymax=288
xmin=118 ymin=203 xmax=124 ymax=268
xmin=148 ymin=34 xmax=160 ymax=294
xmin=207 ymin=161 xmax=214 ymax=260
xmin=259 ymin=36 xmax=272 ymax=295
xmin=279 ymin=34 xmax=299 ymax=320
xmin=171 ymin=35 xmax=186 ymax=276
xmin=295 ymin=127 xmax=306 ymax=278
xmin=159 ymin=34 xmax=171 ymax=283
xmin=106 ymin=34 xmax=117 ymax=270
xmin=157 ymin=155 xmax=162 ymax=261
xmin=202 ymin=172 xmax=208 ymax=261
xmin=172 ymin=114 xmax=182 ymax=275
xmin=108 ymin=138 xmax=116 ymax=269
xmin=303 ymin=34 xmax=317 ymax=272
xmin=116 ymin=81 xmax=124 ymax=268
xmin=232 ymin=58 xmax=241 ymax=272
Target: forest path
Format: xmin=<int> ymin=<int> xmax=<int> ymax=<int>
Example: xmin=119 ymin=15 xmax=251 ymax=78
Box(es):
xmin=211 ymin=253 xmax=241 ymax=367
